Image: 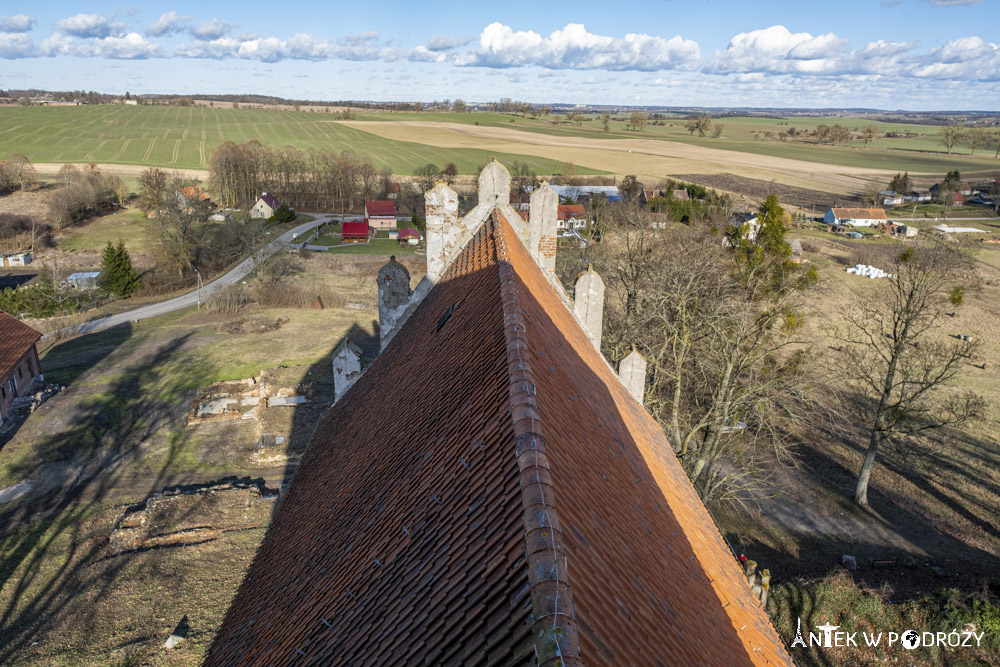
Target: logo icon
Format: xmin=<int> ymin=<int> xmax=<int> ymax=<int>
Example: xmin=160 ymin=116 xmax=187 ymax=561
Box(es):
xmin=902 ymin=630 xmax=920 ymax=649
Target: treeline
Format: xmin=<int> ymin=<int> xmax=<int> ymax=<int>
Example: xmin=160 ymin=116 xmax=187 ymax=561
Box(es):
xmin=0 ymin=214 xmax=54 ymax=253
xmin=47 ymin=165 xmax=128 ymax=229
xmin=209 ymin=142 xmax=396 ymax=212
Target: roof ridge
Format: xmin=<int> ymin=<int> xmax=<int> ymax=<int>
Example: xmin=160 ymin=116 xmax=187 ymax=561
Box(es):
xmin=492 ymin=212 xmax=581 ymax=666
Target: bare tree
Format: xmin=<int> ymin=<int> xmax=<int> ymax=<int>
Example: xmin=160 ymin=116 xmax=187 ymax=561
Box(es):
xmin=862 ymin=124 xmax=877 ymax=149
xmin=838 ymin=242 xmax=984 ymax=506
xmin=414 ymin=162 xmax=440 ymax=193
xmin=829 ymin=124 xmax=851 ymax=146
xmin=442 ymin=162 xmax=458 ymax=184
xmin=862 ymin=180 xmax=884 ymax=207
xmin=712 ymin=123 xmax=724 ymax=139
xmin=595 ymin=201 xmax=815 ymax=503
xmin=601 ymin=113 xmax=611 ymax=133
xmin=966 ymin=127 xmax=989 ymax=156
xmin=4 ymin=154 xmax=37 ymax=191
xmin=57 ymin=163 xmax=80 ymax=187
xmin=137 ymin=167 xmax=169 ymax=214
xmin=939 ymin=125 xmax=964 ymax=154
xmin=629 ymin=111 xmax=648 ymax=132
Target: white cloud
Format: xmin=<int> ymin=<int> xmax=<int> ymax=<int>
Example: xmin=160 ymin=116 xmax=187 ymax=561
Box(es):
xmin=455 ymin=22 xmax=700 ymax=71
xmin=40 ymin=31 xmax=159 ymax=59
xmin=175 ymin=32 xmax=386 ymax=62
xmin=0 ymin=32 xmax=35 ymax=58
xmin=710 ymin=25 xmax=848 ymax=74
xmin=0 ymin=14 xmax=35 ymax=32
xmin=192 ymin=18 xmax=234 ymax=40
xmin=147 ymin=11 xmax=188 ymax=37
xmin=914 ymin=36 xmax=1000 ymax=80
xmin=55 ymin=13 xmax=123 ymax=39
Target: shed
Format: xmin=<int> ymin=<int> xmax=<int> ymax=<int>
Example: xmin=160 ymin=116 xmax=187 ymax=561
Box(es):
xmin=398 ymin=227 xmax=421 ymax=246
xmin=67 ymin=271 xmax=101 ymax=290
xmin=342 ymin=220 xmax=371 ymax=243
xmin=1 ymin=252 xmax=31 ymax=268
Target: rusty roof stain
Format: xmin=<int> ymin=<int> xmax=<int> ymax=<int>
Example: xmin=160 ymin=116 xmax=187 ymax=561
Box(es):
xmin=207 ymin=210 xmax=793 ymax=666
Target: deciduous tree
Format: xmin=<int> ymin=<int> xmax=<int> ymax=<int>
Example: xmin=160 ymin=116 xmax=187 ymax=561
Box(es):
xmin=839 ymin=243 xmax=984 ymax=506
xmin=939 ymin=125 xmax=964 ymax=154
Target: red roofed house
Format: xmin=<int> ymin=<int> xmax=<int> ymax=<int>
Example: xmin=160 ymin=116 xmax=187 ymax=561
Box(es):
xmin=207 ymin=164 xmax=793 ymax=666
xmin=0 ymin=312 xmax=42 ymax=425
xmin=557 ymin=204 xmax=587 ymax=232
xmin=250 ymin=193 xmax=280 ymax=219
xmin=365 ymin=200 xmax=397 ymax=231
xmin=397 ymin=227 xmax=421 ymax=246
xmin=341 ymin=220 xmax=371 ymax=243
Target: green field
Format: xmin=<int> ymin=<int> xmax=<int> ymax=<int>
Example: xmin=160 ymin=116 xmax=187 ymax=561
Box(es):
xmin=0 ymin=106 xmax=604 ymax=176
xmin=351 ymin=110 xmax=1000 ymax=174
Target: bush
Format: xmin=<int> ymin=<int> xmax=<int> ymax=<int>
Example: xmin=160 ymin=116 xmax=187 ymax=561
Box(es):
xmin=205 ymin=284 xmax=248 ymax=314
xmin=268 ymin=205 xmax=295 ymax=224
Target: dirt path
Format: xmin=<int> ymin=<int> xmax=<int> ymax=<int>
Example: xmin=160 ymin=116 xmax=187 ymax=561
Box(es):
xmin=338 ymin=120 xmax=904 ymax=196
xmin=33 ymin=162 xmax=210 ymax=181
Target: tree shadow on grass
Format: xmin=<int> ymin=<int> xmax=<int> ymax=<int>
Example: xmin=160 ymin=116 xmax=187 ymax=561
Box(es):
xmin=0 ymin=318 xmax=296 ymax=663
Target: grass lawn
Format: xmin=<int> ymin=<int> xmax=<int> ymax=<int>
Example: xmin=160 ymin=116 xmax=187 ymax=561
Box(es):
xmin=324 ymin=238 xmax=419 ymax=255
xmin=58 ymin=208 xmax=152 ymax=256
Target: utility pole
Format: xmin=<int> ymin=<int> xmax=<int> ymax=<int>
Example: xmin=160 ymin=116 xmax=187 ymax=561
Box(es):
xmin=194 ymin=268 xmax=203 ymax=308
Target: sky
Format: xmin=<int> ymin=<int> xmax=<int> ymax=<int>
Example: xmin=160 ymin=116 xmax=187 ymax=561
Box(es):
xmin=0 ymin=1 xmax=998 ymax=110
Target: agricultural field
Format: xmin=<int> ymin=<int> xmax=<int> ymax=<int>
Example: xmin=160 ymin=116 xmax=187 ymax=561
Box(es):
xmin=0 ymin=105 xmax=603 ymax=176
xmin=352 ymin=110 xmax=1000 ymax=173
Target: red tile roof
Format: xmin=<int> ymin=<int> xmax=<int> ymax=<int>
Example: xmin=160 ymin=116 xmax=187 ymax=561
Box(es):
xmin=557 ymin=204 xmax=585 ymax=220
xmin=366 ymin=200 xmax=396 ymax=217
xmin=341 ymin=221 xmax=370 ymax=239
xmin=208 ymin=212 xmax=792 ymax=666
xmin=397 ymin=227 xmax=420 ymax=239
xmin=0 ymin=312 xmax=41 ymax=377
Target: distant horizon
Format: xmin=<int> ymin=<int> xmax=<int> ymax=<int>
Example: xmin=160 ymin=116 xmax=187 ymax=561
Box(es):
xmin=8 ymin=90 xmax=1000 ymax=117
xmin=2 ymin=1 xmax=999 ymax=111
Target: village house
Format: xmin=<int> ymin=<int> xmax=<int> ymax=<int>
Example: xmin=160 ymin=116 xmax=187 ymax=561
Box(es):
xmin=207 ymin=163 xmax=793 ymax=666
xmin=176 ymin=185 xmax=214 ymax=213
xmin=341 ymin=220 xmax=371 ymax=243
xmin=823 ymin=207 xmax=888 ymax=227
xmin=250 ymin=193 xmax=280 ymax=219
xmin=0 ymin=312 xmax=42 ymax=425
xmin=365 ymin=200 xmax=397 ymax=231
xmin=556 ymin=204 xmax=588 ymax=232
xmin=1 ymin=252 xmax=31 ymax=268
xmin=397 ymin=227 xmax=421 ymax=246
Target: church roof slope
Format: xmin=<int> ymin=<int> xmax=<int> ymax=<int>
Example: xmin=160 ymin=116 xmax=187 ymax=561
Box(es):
xmin=208 ymin=209 xmax=792 ymax=666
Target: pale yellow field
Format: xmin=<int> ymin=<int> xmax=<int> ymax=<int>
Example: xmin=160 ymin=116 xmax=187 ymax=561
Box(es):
xmin=339 ymin=120 xmax=905 ymax=196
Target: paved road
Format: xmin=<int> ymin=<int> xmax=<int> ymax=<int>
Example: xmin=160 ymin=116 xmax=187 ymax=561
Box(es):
xmin=47 ymin=216 xmax=331 ymax=339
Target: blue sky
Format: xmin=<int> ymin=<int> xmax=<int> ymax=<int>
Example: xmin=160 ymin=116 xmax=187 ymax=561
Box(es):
xmin=1 ymin=1 xmax=997 ymax=110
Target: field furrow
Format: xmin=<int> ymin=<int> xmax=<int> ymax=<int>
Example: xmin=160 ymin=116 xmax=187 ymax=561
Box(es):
xmin=170 ymin=139 xmax=181 ymax=164
xmin=142 ymin=138 xmax=156 ymax=162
